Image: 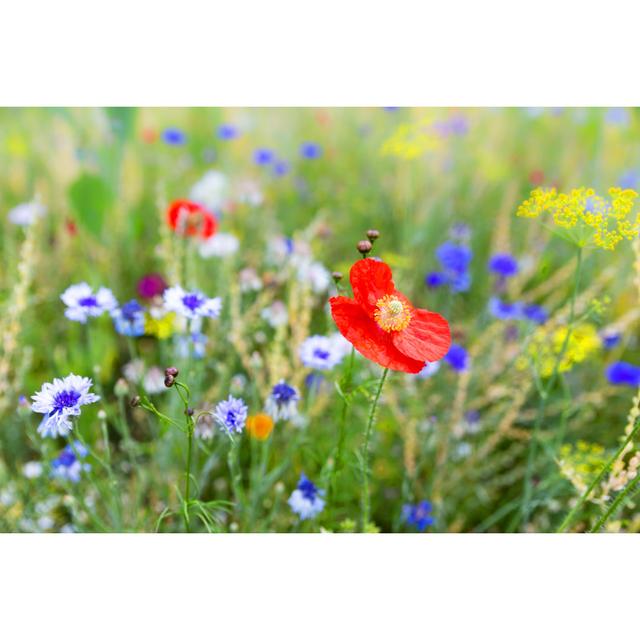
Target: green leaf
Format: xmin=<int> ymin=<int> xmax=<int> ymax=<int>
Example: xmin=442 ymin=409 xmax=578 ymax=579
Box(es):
xmin=68 ymin=173 xmax=113 ymax=237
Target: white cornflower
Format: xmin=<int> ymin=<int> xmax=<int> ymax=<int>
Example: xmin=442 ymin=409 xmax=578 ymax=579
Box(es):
xmin=61 ymin=283 xmax=117 ymax=323
xmin=163 ymin=285 xmax=222 ymax=320
xmin=31 ymin=374 xmax=100 ymax=438
xmin=198 ymin=232 xmax=240 ymax=258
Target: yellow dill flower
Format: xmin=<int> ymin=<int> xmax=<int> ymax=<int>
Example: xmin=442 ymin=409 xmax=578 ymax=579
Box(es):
xmin=144 ymin=310 xmax=176 ymax=339
xmin=524 ymin=323 xmax=600 ymax=377
xmin=380 ymin=117 xmax=441 ymax=159
xmin=558 ymin=440 xmax=607 ymax=494
xmin=516 ymin=186 xmax=640 ymax=250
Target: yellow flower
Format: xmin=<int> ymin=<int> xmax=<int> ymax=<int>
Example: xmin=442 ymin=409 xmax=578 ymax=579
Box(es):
xmin=524 ymin=323 xmax=600 ymax=378
xmin=144 ymin=310 xmax=176 ymax=339
xmin=246 ymin=413 xmax=274 ymax=441
xmin=558 ymin=441 xmax=607 ymax=493
xmin=380 ymin=117 xmax=442 ymax=159
xmin=516 ymin=186 xmax=640 ymax=250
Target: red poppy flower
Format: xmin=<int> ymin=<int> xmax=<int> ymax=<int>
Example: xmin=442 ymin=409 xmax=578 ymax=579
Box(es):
xmin=167 ymin=199 xmax=217 ymax=239
xmin=330 ymin=258 xmax=451 ymax=374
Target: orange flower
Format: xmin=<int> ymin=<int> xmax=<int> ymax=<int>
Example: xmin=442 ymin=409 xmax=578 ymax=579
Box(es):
xmin=246 ymin=413 xmax=275 ymax=441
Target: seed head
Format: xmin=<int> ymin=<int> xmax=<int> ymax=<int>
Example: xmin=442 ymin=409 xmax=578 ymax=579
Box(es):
xmin=357 ymin=240 xmax=372 ymax=257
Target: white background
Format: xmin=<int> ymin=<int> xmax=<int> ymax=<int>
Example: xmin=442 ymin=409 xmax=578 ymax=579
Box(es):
xmin=2 ymin=1 xmax=640 ymax=637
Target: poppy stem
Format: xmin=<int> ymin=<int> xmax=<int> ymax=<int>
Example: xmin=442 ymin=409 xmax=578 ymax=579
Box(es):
xmin=360 ymin=367 xmax=389 ymax=532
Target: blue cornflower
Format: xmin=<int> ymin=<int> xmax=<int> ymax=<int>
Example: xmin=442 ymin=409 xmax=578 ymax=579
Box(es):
xmin=433 ymin=242 xmax=473 ymax=293
xmin=111 ymin=299 xmax=145 ymax=337
xmin=436 ymin=242 xmax=472 ymax=274
xmin=51 ymin=441 xmax=90 ymax=483
xmin=488 ymin=253 xmax=519 ymax=278
xmin=606 ymin=107 xmax=630 ymax=127
xmin=382 ymin=107 xmax=400 ymax=112
xmin=163 ymin=285 xmax=222 ymax=320
xmin=273 ymin=159 xmax=290 ymax=177
xmin=488 ymin=297 xmax=522 ymax=321
xmin=288 ymin=474 xmax=325 ymax=520
xmin=162 ymin=127 xmax=187 ymax=145
xmin=266 ymin=380 xmax=300 ymax=420
xmin=176 ymin=331 xmax=208 ymax=359
xmin=606 ymin=362 xmax=640 ymax=386
xmin=450 ymin=223 xmax=471 ymax=241
xmin=402 ymin=501 xmax=434 ymax=531
xmin=601 ymin=331 xmax=622 ymax=350
xmin=444 ymin=344 xmax=469 ymax=372
xmin=213 ymin=395 xmax=248 ymax=434
xmin=61 ymin=283 xmax=118 ymax=323
xmin=299 ymin=335 xmax=348 ymax=371
xmin=300 ymin=142 xmax=322 ymax=159
xmin=618 ymin=170 xmax=640 ymax=190
xmin=253 ymin=148 xmax=275 ymax=165
xmin=522 ymin=304 xmax=548 ymax=325
xmin=425 ymin=271 xmax=448 ymax=288
xmin=217 ymin=124 xmax=239 ymax=140
xmin=418 ymin=361 xmax=441 ymax=379
xmin=31 ymin=374 xmax=100 ymax=438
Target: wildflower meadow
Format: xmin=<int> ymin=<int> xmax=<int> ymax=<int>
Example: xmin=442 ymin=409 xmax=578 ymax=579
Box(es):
xmin=3 ymin=106 xmax=640 ymax=533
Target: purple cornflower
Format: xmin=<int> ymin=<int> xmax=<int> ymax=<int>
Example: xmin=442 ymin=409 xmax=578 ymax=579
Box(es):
xmin=425 ymin=272 xmax=448 ymax=288
xmin=213 ymin=395 xmax=248 ymax=434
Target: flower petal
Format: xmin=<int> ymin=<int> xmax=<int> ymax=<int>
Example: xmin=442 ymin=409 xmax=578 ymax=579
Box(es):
xmin=393 ymin=308 xmax=451 ymax=362
xmin=349 ymin=258 xmax=396 ymax=315
xmin=330 ymin=296 xmax=425 ymax=373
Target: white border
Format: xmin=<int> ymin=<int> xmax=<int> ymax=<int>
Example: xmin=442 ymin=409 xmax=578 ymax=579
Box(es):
xmin=0 ymin=534 xmax=638 ymax=637
xmin=2 ymin=1 xmax=640 ymax=105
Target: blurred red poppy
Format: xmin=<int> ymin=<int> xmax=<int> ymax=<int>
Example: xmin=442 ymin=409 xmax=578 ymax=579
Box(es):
xmin=330 ymin=258 xmax=451 ymax=373
xmin=167 ymin=199 xmax=217 ymax=239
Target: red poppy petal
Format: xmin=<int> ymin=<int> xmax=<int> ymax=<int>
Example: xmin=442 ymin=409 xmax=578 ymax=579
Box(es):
xmin=330 ymin=296 xmax=426 ymax=374
xmin=393 ymin=308 xmax=451 ymax=362
xmin=349 ymin=258 xmax=396 ymax=315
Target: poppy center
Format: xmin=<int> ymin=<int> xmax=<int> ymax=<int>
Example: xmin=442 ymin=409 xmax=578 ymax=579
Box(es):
xmin=374 ymin=295 xmax=411 ymax=332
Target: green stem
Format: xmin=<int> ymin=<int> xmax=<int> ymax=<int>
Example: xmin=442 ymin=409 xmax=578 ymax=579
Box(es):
xmin=326 ymin=347 xmax=355 ymax=509
xmin=184 ymin=419 xmax=194 ymax=532
xmin=591 ymin=473 xmax=640 ymax=532
xmin=521 ymin=246 xmax=583 ymax=527
xmin=360 ymin=367 xmax=389 ymax=532
xmin=558 ymin=417 xmax=640 ymax=532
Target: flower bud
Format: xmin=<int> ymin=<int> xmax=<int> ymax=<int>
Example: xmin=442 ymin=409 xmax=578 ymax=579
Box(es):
xmin=366 ymin=229 xmax=380 ymax=242
xmin=185 ymin=407 xmax=195 ymax=417
xmin=357 ymin=240 xmax=372 ymax=257
xmin=332 ymin=271 xmax=343 ymax=283
xmin=164 ymin=374 xmax=175 ymax=388
xmin=130 ymin=395 xmax=141 ymax=407
xmin=165 ymin=366 xmax=179 ymax=378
